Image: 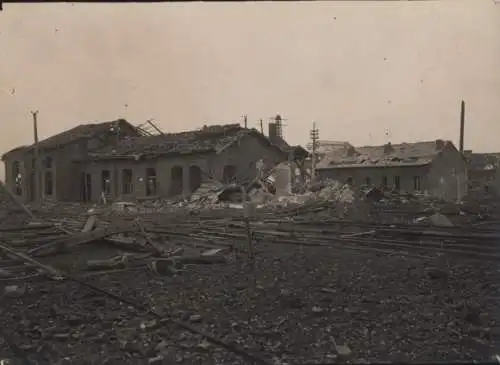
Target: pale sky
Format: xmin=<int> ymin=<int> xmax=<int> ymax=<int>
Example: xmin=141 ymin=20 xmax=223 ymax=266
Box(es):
xmin=1 ymin=1 xmax=499 ymax=180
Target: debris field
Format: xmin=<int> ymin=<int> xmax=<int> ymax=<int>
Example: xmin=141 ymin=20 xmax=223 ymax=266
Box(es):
xmin=0 ymin=181 xmax=500 ymax=365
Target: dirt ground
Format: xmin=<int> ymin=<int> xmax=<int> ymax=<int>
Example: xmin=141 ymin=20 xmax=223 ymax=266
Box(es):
xmin=1 ymin=242 xmax=499 ymax=365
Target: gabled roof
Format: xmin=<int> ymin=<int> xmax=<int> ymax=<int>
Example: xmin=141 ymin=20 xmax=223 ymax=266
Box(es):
xmin=87 ymin=123 xmax=287 ymax=160
xmin=2 ymin=119 xmax=138 ymax=160
xmin=317 ymin=140 xmax=453 ymax=169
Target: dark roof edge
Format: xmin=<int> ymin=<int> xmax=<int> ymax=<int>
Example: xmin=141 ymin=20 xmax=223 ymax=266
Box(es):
xmin=317 ymin=162 xmax=432 ymax=170
xmin=85 ymin=149 xmax=218 ymax=162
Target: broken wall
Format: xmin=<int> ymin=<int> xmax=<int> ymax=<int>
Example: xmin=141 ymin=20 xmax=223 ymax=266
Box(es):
xmin=428 ymin=144 xmax=468 ymax=201
xmin=214 ymin=134 xmax=286 ymax=183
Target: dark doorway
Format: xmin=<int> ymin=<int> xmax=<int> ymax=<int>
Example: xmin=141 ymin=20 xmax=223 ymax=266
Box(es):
xmin=101 ymin=170 xmax=111 ymax=195
xmin=170 ymin=166 xmax=183 ymax=196
xmin=121 ymin=169 xmax=133 ymax=194
xmin=146 ymin=168 xmax=157 ymax=196
xmin=44 ymin=171 xmax=53 ymax=196
xmin=222 ymin=165 xmax=237 ymax=183
xmin=189 ymin=165 xmax=202 ymax=193
xmin=81 ymin=173 xmax=92 ymax=202
xmin=29 ymin=172 xmax=35 ymax=202
xmin=394 ymin=176 xmax=401 ymax=191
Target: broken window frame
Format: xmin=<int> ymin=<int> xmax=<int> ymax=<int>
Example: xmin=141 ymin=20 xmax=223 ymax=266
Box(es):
xmin=121 ymin=169 xmax=133 ymax=194
xmin=146 ymin=167 xmax=157 ymax=196
xmin=413 ymin=176 xmax=421 ymax=191
xmin=12 ymin=161 xmax=22 ymax=196
xmin=101 ymin=170 xmax=111 ymax=195
xmin=43 ymin=156 xmax=53 ymax=169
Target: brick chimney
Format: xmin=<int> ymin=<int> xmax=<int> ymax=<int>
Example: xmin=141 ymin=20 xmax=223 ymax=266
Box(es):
xmin=435 ymin=139 xmax=445 ymax=150
xmin=268 ymin=122 xmax=278 ymax=143
xmin=383 ymin=142 xmax=394 ymax=154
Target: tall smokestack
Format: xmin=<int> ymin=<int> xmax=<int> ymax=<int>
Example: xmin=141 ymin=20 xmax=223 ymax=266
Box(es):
xmin=268 ymin=122 xmax=277 ymax=142
xmin=459 ymin=100 xmax=465 ymax=153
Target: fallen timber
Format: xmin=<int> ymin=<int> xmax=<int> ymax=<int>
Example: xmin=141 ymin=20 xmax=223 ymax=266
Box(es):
xmin=144 ymin=216 xmax=500 ymax=262
xmin=0 ymin=239 xmax=272 ymax=365
xmin=1 ymin=194 xmax=500 ymax=364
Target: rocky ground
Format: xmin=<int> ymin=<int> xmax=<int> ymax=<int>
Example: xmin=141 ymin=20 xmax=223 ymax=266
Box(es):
xmin=1 ymin=243 xmax=499 ymax=365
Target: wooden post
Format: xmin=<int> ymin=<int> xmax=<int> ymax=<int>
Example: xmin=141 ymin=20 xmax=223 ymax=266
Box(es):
xmin=259 ymin=119 xmax=264 ymax=135
xmin=310 ymin=122 xmax=319 ymax=182
xmin=31 ymin=110 xmax=42 ymax=207
xmin=243 ymin=115 xmax=248 ymax=129
xmin=242 ymin=186 xmax=254 ymax=260
xmin=459 ymin=100 xmax=465 ymax=153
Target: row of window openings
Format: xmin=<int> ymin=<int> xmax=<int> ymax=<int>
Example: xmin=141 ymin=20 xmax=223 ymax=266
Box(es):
xmin=101 ymin=166 xmax=236 ymax=197
xmin=12 ymin=158 xmax=54 ymax=196
xmin=13 ymin=171 xmax=54 ymax=196
xmin=101 ymin=168 xmax=158 ymax=196
xmin=346 ymin=175 xmax=421 ymax=190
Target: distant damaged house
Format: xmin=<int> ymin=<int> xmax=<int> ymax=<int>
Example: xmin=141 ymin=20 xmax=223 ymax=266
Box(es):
xmin=316 ymin=140 xmax=468 ymax=201
xmin=464 ymin=151 xmax=500 ymax=193
xmin=2 ymin=120 xmax=294 ymax=203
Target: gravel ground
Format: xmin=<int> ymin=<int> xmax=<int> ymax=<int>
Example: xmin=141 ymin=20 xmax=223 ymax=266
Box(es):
xmin=1 ymin=243 xmax=500 ymax=365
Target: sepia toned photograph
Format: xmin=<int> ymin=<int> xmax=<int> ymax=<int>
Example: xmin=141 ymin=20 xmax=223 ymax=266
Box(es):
xmin=0 ymin=1 xmax=499 ymax=364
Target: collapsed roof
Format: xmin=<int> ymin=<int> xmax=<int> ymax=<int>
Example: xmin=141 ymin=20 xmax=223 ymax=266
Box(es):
xmin=317 ymin=140 xmax=455 ymax=169
xmin=87 ymin=123 xmax=291 ymax=160
xmin=2 ymin=119 xmax=308 ymax=162
xmin=1 ymin=119 xmax=139 ymax=160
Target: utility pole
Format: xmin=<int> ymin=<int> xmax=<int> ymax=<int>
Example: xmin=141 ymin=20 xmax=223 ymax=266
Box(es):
xmin=259 ymin=119 xmax=264 ymax=135
xmin=310 ymin=122 xmax=319 ymax=182
xmin=243 ymin=115 xmax=248 ymax=129
xmin=31 ymin=110 xmax=42 ymax=206
xmin=459 ymin=100 xmax=465 ymax=153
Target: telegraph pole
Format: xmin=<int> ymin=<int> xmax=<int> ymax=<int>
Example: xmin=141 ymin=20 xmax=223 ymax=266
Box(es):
xmin=243 ymin=115 xmax=248 ymax=128
xmin=259 ymin=119 xmax=264 ymax=135
xmin=31 ymin=110 xmax=42 ymax=206
xmin=310 ymin=122 xmax=319 ymax=182
xmin=459 ymin=100 xmax=465 ymax=153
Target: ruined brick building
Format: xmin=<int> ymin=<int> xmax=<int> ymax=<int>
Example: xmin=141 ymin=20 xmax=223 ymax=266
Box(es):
xmin=2 ymin=119 xmax=305 ymax=203
xmin=316 ymin=140 xmax=468 ymax=201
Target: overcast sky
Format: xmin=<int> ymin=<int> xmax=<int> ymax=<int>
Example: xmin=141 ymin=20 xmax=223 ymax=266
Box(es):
xmin=1 ymin=1 xmax=499 ymax=180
